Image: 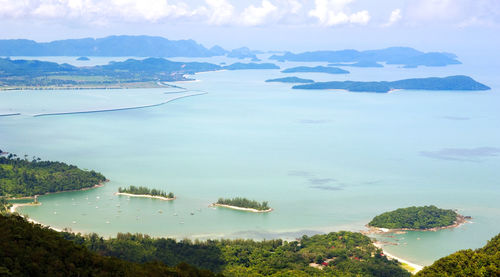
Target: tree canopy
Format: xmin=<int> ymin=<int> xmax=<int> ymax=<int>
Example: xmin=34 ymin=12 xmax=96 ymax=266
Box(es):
xmin=0 ymin=155 xmax=106 ymax=198
xmin=417 ymin=233 xmax=500 ymax=276
xmin=0 ymin=214 xmax=218 ymax=277
xmin=368 ymin=206 xmax=458 ymax=229
xmin=216 ymin=197 xmax=270 ymax=211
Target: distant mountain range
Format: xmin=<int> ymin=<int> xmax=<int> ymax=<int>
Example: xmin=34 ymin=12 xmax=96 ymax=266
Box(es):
xmin=270 ymin=47 xmax=461 ymax=68
xmin=0 ymin=35 xmax=228 ymax=57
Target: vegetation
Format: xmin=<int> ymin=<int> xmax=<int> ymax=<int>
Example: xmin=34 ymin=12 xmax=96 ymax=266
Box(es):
xmin=0 ymin=214 xmax=218 ymax=277
xmin=282 ymin=66 xmax=349 ymax=74
xmin=293 ymin=76 xmax=490 ymax=93
xmin=118 ymin=185 xmax=174 ymax=198
xmin=0 ymin=197 xmax=11 ymax=214
xmin=416 ymin=233 xmax=500 ymax=276
xmin=61 ymin=230 xmax=410 ymax=276
xmin=0 ymin=57 xmax=220 ymax=89
xmin=265 ymin=77 xmax=315 ymax=83
xmin=368 ymin=206 xmax=458 ymax=230
xmin=0 ymin=154 xmax=106 ymax=198
xmin=216 ymin=197 xmax=270 ymax=211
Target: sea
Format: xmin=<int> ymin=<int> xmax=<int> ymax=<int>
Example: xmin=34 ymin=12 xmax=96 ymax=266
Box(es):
xmin=1 ymin=52 xmax=499 ymax=266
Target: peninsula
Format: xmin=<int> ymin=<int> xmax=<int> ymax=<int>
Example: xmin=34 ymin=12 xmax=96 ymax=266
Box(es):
xmin=0 ymin=153 xmax=106 ymax=198
xmin=282 ymin=66 xmax=349 ymax=74
xmin=0 ymin=57 xmax=283 ymax=90
xmin=367 ymin=205 xmax=467 ymax=231
xmin=116 ymin=186 xmax=175 ymax=201
xmin=211 ymin=197 xmax=272 ymax=213
xmin=293 ymin=75 xmax=490 ymax=93
xmin=265 ymin=76 xmax=315 ymax=83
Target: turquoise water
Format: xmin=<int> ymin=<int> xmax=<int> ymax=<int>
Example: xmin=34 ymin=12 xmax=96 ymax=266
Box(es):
xmin=1 ymin=54 xmax=499 ymax=266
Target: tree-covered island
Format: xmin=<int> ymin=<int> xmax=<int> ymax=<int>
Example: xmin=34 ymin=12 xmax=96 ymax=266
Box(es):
xmin=0 ymin=154 xmax=106 ymax=198
xmin=293 ymin=75 xmax=490 ymax=93
xmin=368 ymin=205 xmax=466 ymax=231
xmin=117 ymin=185 xmax=175 ymax=200
xmin=213 ymin=197 xmax=272 ymax=212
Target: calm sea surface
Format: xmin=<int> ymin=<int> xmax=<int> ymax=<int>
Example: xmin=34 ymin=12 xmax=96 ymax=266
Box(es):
xmin=1 ymin=54 xmax=499 ymax=266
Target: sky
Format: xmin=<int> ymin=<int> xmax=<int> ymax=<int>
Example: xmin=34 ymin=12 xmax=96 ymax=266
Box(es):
xmin=0 ymin=0 xmax=499 ymax=53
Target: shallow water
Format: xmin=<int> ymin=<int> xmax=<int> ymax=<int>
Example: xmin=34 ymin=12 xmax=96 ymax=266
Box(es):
xmin=1 ymin=54 xmax=499 ymax=266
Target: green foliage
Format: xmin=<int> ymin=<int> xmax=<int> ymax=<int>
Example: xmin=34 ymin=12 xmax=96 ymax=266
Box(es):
xmin=63 ymin=230 xmax=410 ymax=276
xmin=0 ymin=214 xmax=218 ymax=277
xmin=118 ymin=185 xmax=174 ymax=198
xmin=293 ymin=76 xmax=490 ymax=92
xmin=0 ymin=197 xmax=11 ymax=214
xmin=216 ymin=197 xmax=270 ymax=211
xmin=368 ymin=206 xmax=458 ymax=229
xmin=0 ymin=155 xmax=106 ymax=198
xmin=417 ymin=233 xmax=500 ymax=277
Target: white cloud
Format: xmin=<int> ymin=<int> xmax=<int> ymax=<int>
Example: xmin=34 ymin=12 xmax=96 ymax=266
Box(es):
xmin=240 ymin=0 xmax=277 ymax=26
xmin=383 ymin=8 xmax=401 ymax=27
xmin=201 ymin=0 xmax=235 ymax=25
xmin=308 ymin=0 xmax=370 ymax=26
xmin=405 ymin=0 xmax=500 ymax=27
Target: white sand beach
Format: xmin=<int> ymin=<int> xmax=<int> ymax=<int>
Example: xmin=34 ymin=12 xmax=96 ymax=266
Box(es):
xmin=115 ymin=192 xmax=175 ymax=201
xmin=211 ymin=203 xmax=273 ymax=213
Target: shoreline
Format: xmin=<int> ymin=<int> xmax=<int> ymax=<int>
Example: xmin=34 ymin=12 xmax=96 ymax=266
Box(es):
xmin=7 ymin=182 xmax=106 ymax=201
xmin=114 ymin=192 xmax=176 ymax=201
xmin=373 ymin=242 xmax=424 ymax=274
xmin=210 ymin=203 xmax=273 ymax=213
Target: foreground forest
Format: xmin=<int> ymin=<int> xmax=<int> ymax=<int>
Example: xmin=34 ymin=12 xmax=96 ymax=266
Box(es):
xmin=416 ymin=233 xmax=500 ymax=276
xmin=0 ymin=155 xmax=106 ymax=198
xmin=0 ymin=214 xmax=218 ymax=277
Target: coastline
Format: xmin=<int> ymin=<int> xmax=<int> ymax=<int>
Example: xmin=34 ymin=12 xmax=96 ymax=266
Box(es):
xmin=210 ymin=203 xmax=273 ymax=213
xmin=373 ymin=242 xmax=424 ymax=274
xmin=7 ymin=182 xmax=106 ymax=201
xmin=114 ymin=192 xmax=176 ymax=201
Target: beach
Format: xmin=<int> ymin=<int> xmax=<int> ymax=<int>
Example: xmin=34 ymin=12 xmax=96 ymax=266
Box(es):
xmin=211 ymin=203 xmax=273 ymax=213
xmin=373 ymin=242 xmax=424 ymax=274
xmin=115 ymin=192 xmax=176 ymax=201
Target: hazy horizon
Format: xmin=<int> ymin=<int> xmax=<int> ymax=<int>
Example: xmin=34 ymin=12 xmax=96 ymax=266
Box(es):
xmin=1 ymin=0 xmax=499 ymax=54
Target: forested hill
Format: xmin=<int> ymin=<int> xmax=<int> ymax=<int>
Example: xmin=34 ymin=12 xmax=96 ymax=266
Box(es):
xmin=368 ymin=206 xmax=458 ymax=230
xmin=0 ymin=155 xmax=106 ymax=197
xmin=63 ymin=230 xmax=411 ymax=276
xmin=416 ymin=233 xmax=500 ymax=276
xmin=0 ymin=214 xmax=217 ymax=276
xmin=293 ymin=76 xmax=490 ymax=93
xmin=0 ymin=35 xmax=223 ymax=57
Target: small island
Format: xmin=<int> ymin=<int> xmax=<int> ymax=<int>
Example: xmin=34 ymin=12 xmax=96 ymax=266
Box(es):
xmin=293 ymin=75 xmax=490 ymax=93
xmin=368 ymin=205 xmax=467 ymax=231
xmin=211 ymin=197 xmax=272 ymax=213
xmin=265 ymin=76 xmax=315 ymax=83
xmin=76 ymin=56 xmax=90 ymax=61
xmin=282 ymin=66 xmax=349 ymax=74
xmin=116 ymin=185 xmax=175 ymax=201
